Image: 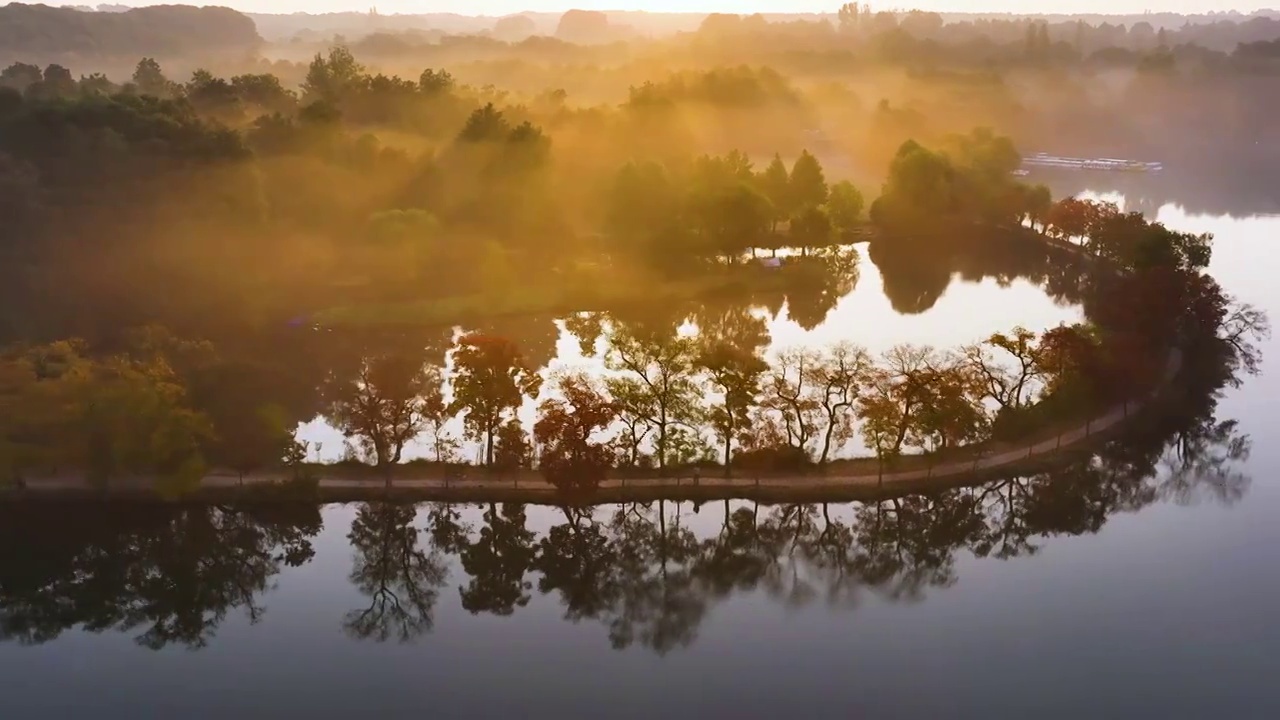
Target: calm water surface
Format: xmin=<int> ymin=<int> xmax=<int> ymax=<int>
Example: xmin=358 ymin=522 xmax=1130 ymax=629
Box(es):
xmin=1 ymin=189 xmax=1277 ymax=719
xmin=299 ymin=241 xmax=1083 ymax=462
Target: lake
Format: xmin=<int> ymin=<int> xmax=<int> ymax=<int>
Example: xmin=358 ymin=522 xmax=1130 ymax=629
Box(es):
xmin=1 ymin=181 xmax=1277 ymax=718
xmin=298 ymin=237 xmax=1086 ymax=464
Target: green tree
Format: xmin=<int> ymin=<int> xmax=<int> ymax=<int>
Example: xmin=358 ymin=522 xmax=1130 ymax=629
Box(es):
xmin=302 ymin=46 xmax=366 ymax=104
xmin=826 ymin=180 xmax=865 ymax=235
xmin=604 ymin=325 xmax=702 ymax=473
xmin=790 ymin=206 xmax=832 ymax=254
xmin=962 ymin=327 xmax=1045 ymax=411
xmin=911 ymin=361 xmax=990 ymax=452
xmin=836 ymin=2 xmax=863 ymax=34
xmin=789 ymin=150 xmax=829 ymax=211
xmin=456 ymin=103 xmax=511 ymax=143
xmin=758 ymin=154 xmax=793 ymax=229
xmin=132 ymin=58 xmax=176 ymax=98
xmin=418 ymin=68 xmax=455 ymax=96
xmin=231 ymin=73 xmax=297 ymax=115
xmin=78 ymin=348 xmax=213 ymax=496
xmin=1025 ymin=184 xmax=1053 ymax=233
xmin=0 ymin=63 xmax=42 ymax=93
xmin=0 ymin=341 xmax=92 ymax=485
xmin=325 ymin=353 xmax=434 ymax=484
xmin=493 ymin=418 xmax=533 ymax=471
xmin=419 ymin=365 xmax=458 ymax=463
xmin=450 ymin=334 xmax=542 ymax=468
xmin=810 ymin=343 xmax=872 ymax=465
xmin=362 ymin=209 xmax=440 ymax=285
xmin=697 ymin=343 xmax=767 ymax=475
xmin=758 ymin=348 xmax=824 ymax=456
xmin=213 ymin=401 xmax=293 ymax=485
xmin=871 ymin=140 xmax=956 ymax=230
xmin=606 ymin=161 xmax=681 ymax=254
xmin=691 ymin=182 xmax=772 ymax=262
xmin=185 ymin=69 xmax=242 ymax=122
xmin=858 ymin=344 xmax=936 ymax=460
xmin=78 ymin=73 xmax=115 ymax=96
xmin=26 ymin=65 xmax=76 ymax=100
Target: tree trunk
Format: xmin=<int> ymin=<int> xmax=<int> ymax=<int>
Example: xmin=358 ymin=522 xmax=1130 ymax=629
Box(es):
xmin=893 ymin=405 xmax=912 ymax=454
xmin=723 ymin=435 xmax=732 ymax=479
xmin=486 ymin=421 xmax=495 ymax=469
xmin=657 ymin=411 xmax=667 ymax=473
xmin=819 ymin=412 xmax=837 ymax=465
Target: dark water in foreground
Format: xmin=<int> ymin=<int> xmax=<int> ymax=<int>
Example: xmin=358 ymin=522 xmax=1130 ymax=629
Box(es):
xmin=1 ymin=197 xmax=1278 ymax=718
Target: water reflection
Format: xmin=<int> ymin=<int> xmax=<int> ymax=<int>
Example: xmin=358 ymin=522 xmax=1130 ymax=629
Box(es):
xmin=0 ymin=400 xmax=1248 ymax=656
xmin=301 ymin=236 xmax=1088 ymax=462
xmin=0 ymin=209 xmax=1258 ymax=657
xmin=0 ymin=504 xmax=320 ymax=649
xmin=344 ymin=502 xmax=446 ymax=642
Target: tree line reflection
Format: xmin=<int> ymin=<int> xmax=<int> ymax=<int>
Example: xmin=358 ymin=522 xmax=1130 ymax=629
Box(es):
xmin=0 ymin=414 xmax=1248 ymax=656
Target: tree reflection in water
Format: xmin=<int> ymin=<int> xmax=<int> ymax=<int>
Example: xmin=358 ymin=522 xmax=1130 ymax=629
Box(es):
xmin=0 ymin=327 xmax=1256 ymax=654
xmin=344 ymin=502 xmax=447 ymax=642
xmin=0 ymin=504 xmax=320 ymax=649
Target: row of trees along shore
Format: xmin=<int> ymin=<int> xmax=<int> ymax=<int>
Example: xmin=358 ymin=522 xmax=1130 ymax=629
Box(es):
xmin=0 ymin=291 xmax=1261 ymax=650
xmin=0 ymin=392 xmax=1257 ymax=654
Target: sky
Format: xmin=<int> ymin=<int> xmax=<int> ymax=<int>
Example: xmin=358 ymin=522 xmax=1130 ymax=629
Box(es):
xmin=61 ymin=2 xmax=1274 ymax=16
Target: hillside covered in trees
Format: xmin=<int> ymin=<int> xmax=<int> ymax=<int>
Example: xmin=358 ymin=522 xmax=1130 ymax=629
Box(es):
xmin=0 ymin=3 xmax=261 ymax=72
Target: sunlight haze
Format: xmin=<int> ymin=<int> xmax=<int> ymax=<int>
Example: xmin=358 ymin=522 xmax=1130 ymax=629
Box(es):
xmin=57 ymin=2 xmax=1271 ymax=15
xmin=2 ymin=0 xmax=1279 ymax=717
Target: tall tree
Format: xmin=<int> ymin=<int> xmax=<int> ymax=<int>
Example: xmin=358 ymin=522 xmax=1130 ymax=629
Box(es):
xmin=604 ymin=325 xmax=701 ymax=473
xmin=325 ymin=353 xmax=434 ymax=484
xmin=858 ymin=344 xmax=937 ymax=459
xmin=789 ymin=150 xmax=829 ymax=212
xmin=301 ymin=46 xmax=365 ymax=104
xmin=758 ymin=154 xmax=793 ymax=230
xmin=697 ymin=343 xmax=767 ymax=475
xmin=534 ymin=373 xmax=619 ymax=492
xmin=810 ymin=343 xmax=872 ymax=465
xmin=450 ymin=334 xmax=541 ymax=468
xmin=419 ymin=365 xmax=458 ymax=463
xmin=132 ymin=57 xmax=176 ymax=98
xmin=962 ymin=327 xmax=1045 ymax=411
xmin=826 ymin=180 xmax=865 ymax=235
xmin=759 ymin=348 xmax=824 ymax=456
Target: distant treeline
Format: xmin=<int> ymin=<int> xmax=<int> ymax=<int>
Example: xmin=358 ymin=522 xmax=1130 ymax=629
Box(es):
xmin=0 ymin=3 xmax=260 ymax=66
xmin=9 ymin=3 xmax=1280 ymax=74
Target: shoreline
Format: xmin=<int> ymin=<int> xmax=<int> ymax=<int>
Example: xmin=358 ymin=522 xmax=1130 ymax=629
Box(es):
xmin=0 ymin=229 xmax=1182 ymax=505
xmin=0 ymin=351 xmax=1179 ymax=504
